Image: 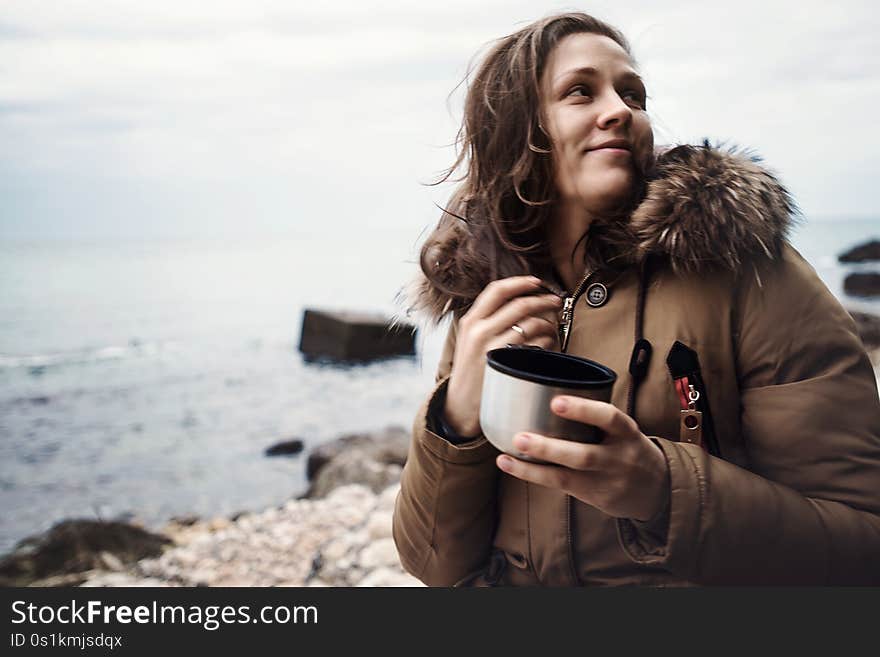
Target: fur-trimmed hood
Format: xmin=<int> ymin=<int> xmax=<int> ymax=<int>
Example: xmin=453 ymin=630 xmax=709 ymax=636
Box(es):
xmin=406 ymin=141 xmax=799 ymax=323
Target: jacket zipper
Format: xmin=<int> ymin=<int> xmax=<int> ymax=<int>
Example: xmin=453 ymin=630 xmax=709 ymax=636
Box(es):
xmin=559 ymin=268 xmax=596 ymax=352
xmin=557 ymin=267 xmax=595 ymax=586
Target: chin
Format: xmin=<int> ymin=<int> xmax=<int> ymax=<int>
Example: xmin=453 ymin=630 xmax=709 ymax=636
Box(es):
xmin=578 ymin=170 xmax=638 ymax=214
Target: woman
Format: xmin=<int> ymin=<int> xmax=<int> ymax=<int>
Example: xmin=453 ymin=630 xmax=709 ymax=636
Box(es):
xmin=393 ymin=12 xmax=880 ymax=586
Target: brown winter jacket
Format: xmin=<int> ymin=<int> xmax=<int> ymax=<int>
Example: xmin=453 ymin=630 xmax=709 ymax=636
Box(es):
xmin=392 ymin=144 xmax=880 ymax=586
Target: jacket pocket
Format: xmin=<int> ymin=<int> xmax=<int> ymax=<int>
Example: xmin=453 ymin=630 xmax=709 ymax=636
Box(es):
xmin=666 ymin=341 xmax=722 ymax=458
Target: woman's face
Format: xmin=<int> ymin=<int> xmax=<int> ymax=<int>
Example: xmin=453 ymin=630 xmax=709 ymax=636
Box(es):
xmin=539 ymin=33 xmax=654 ymax=214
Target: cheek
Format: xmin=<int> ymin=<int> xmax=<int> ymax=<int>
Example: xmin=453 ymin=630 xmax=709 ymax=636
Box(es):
xmin=548 ymin=115 xmax=590 ymax=174
xmin=550 ymin=145 xmax=585 ymax=193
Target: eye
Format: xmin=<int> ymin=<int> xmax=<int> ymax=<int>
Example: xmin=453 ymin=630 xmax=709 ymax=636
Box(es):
xmin=621 ymin=89 xmax=647 ymax=109
xmin=566 ymin=85 xmax=592 ymax=99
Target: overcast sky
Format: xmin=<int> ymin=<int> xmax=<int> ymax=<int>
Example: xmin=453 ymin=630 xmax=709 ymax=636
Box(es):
xmin=1 ymin=0 xmax=877 ymax=242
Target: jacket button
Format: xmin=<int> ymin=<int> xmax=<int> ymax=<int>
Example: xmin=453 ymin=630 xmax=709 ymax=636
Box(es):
xmin=585 ymin=282 xmax=608 ymax=307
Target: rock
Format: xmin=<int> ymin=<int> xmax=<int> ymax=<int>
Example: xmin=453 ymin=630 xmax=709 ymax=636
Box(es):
xmin=208 ymin=517 xmax=232 ymax=532
xmin=365 ymin=510 xmax=392 ymax=540
xmin=82 ymin=572 xmax=172 ymax=587
xmin=298 ymin=308 xmax=417 ymax=363
xmin=303 ymin=427 xmax=409 ymax=498
xmin=377 ymin=484 xmax=400 ymax=511
xmin=357 ymin=568 xmax=423 ymax=587
xmin=98 ymin=551 xmax=125 ymax=572
xmin=0 ymin=519 xmax=172 ymax=586
xmin=358 ymin=538 xmax=400 ymax=570
xmin=307 ymin=452 xmax=402 ymax=499
xmin=307 ymin=426 xmax=409 ymax=481
xmin=323 ymin=484 xmax=376 ymax=513
xmin=264 ymin=438 xmax=305 ymax=457
xmin=844 ymin=272 xmax=880 ymax=297
xmin=839 ymin=240 xmax=880 ymax=263
xmin=30 ymin=572 xmax=92 ymax=587
xmin=168 ymin=514 xmax=200 ymax=527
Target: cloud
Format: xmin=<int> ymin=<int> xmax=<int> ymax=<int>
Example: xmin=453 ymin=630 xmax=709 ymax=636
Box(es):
xmin=0 ymin=0 xmax=877 ymax=241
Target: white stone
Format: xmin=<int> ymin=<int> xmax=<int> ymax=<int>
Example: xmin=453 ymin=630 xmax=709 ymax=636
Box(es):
xmin=325 ymin=484 xmax=374 ymax=507
xmin=365 ymin=510 xmax=392 ymax=540
xmin=357 ymin=568 xmax=424 ymax=587
xmin=98 ymin=551 xmax=124 ymax=572
xmin=208 ymin=517 xmax=231 ymax=531
xmin=358 ymin=538 xmax=401 ymax=570
xmin=377 ymin=484 xmax=400 ymax=511
xmin=322 ymin=537 xmax=351 ymax=562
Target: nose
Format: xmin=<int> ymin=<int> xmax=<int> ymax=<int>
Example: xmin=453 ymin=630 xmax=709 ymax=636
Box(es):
xmin=596 ymin=92 xmax=632 ymax=129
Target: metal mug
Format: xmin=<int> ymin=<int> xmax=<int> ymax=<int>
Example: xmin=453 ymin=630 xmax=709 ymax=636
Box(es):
xmin=479 ymin=346 xmax=617 ymax=463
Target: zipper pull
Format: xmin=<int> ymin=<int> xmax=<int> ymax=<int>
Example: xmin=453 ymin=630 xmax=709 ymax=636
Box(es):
xmin=559 ymin=296 xmax=575 ymax=352
xmin=556 ymin=267 xmax=595 ymax=354
xmin=679 ymin=384 xmax=703 ymax=446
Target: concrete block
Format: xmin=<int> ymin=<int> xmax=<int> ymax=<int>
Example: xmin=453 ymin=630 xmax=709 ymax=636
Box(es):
xmin=298 ymin=308 xmax=416 ymax=363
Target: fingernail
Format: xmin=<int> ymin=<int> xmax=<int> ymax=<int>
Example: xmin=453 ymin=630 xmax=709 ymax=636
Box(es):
xmin=497 ymin=455 xmax=514 ymax=471
xmin=552 ymin=397 xmax=568 ymax=412
xmin=513 ymin=433 xmax=530 ymax=450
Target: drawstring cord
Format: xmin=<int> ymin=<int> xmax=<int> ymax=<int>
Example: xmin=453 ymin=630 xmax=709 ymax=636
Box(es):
xmin=626 ymin=257 xmax=653 ymax=418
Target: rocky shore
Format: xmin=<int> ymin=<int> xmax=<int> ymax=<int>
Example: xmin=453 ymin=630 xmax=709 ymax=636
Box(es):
xmin=0 ymin=427 xmax=423 ymax=587
xmin=82 ymin=483 xmax=419 ymax=587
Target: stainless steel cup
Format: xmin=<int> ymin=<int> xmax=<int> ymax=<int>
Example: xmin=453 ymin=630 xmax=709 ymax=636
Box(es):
xmin=479 ymin=346 xmax=617 ymax=463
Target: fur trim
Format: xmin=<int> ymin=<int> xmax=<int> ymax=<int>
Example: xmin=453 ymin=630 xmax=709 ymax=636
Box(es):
xmin=630 ymin=140 xmax=799 ymax=275
xmin=404 ymin=141 xmax=799 ymax=323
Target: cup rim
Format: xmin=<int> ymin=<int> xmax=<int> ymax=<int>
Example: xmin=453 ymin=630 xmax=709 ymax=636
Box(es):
xmin=486 ymin=347 xmax=617 ymax=390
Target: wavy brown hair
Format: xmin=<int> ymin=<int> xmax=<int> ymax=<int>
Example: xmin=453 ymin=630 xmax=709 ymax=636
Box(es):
xmin=414 ymin=13 xmax=646 ymax=321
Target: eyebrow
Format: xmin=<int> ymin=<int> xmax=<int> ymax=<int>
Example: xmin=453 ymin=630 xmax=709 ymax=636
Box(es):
xmin=552 ymin=66 xmax=644 ymax=90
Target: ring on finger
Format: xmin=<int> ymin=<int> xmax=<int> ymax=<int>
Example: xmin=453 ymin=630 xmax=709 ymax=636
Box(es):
xmin=511 ymin=323 xmax=527 ymax=339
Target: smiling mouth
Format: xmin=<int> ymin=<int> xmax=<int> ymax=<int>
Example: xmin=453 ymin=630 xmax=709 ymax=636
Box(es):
xmin=587 ymin=147 xmax=632 ymax=156
xmin=587 ymin=139 xmax=631 ymax=153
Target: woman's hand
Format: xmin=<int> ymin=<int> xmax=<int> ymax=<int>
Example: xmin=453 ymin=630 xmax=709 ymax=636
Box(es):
xmin=496 ymin=395 xmax=670 ymax=522
xmin=444 ymin=275 xmax=562 ymax=437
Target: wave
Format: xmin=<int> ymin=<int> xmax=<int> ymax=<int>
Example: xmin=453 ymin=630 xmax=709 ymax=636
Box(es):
xmin=0 ymin=340 xmax=169 ymax=371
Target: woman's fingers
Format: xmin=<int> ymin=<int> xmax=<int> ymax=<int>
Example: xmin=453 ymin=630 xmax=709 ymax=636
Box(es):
xmin=511 ymin=433 xmax=605 ymax=471
xmin=488 ymin=294 xmax=562 ymax=334
xmin=496 ymin=454 xmax=587 ymax=494
xmin=501 ymin=313 xmax=558 ymax=346
xmin=550 ymin=396 xmax=641 ymax=442
xmin=466 ymin=276 xmax=544 ymax=319
xmin=536 ymin=308 xmax=562 ymax=349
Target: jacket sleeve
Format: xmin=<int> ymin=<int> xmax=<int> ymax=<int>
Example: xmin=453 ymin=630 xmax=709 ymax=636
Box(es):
xmin=618 ymin=245 xmax=880 ymax=584
xmin=392 ymin=318 xmax=501 ymax=586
